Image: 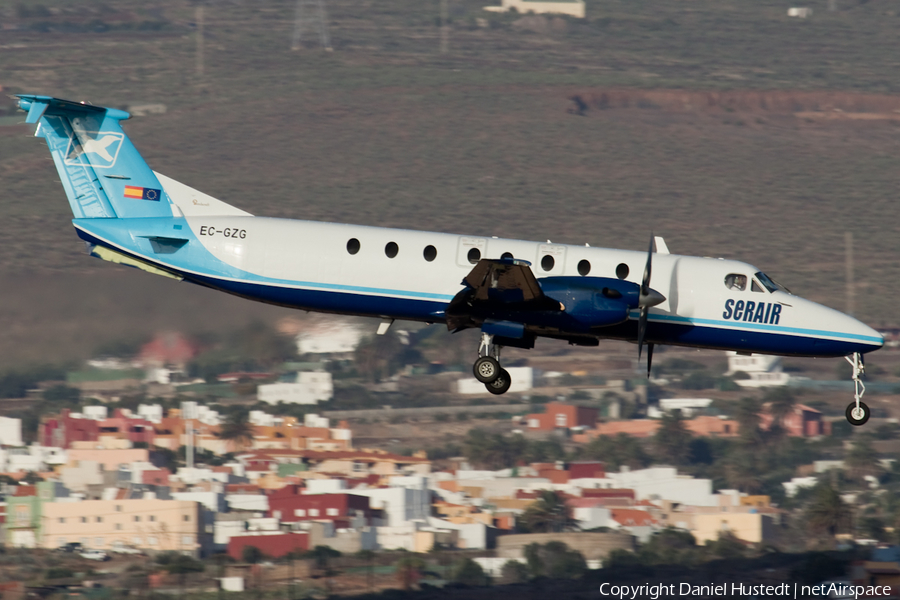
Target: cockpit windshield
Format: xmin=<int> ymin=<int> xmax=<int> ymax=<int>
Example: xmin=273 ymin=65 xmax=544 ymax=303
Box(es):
xmin=755 ymin=272 xmax=791 ymax=294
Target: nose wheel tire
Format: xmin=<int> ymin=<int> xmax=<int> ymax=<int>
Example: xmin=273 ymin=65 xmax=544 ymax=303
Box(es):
xmin=473 ymin=356 xmax=501 ymax=384
xmin=846 ymin=401 xmax=870 ymax=426
xmin=485 ymin=368 xmax=512 ymax=395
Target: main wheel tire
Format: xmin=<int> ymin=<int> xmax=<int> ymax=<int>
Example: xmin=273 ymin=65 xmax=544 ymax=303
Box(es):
xmin=473 ymin=356 xmax=501 ymax=383
xmin=485 ymin=368 xmax=512 ymax=395
xmin=846 ymin=401 xmax=870 ymax=426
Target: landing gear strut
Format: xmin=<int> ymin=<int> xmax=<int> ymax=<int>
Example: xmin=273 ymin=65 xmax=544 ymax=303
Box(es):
xmin=845 ymin=352 xmax=870 ymax=426
xmin=472 ymin=332 xmax=511 ymax=394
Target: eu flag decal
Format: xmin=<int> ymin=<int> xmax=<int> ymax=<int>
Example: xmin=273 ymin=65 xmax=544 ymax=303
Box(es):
xmin=124 ymin=185 xmax=162 ymax=201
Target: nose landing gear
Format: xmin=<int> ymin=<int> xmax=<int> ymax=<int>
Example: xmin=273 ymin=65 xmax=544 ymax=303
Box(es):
xmin=472 ymin=332 xmax=512 ymax=394
xmin=845 ymin=352 xmax=870 ymax=426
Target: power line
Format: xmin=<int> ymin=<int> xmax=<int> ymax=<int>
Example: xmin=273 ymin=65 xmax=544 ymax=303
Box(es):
xmin=291 ymin=0 xmax=332 ymax=51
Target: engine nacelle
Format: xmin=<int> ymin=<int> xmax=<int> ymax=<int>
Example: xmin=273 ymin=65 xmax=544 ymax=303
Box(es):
xmin=539 ymin=276 xmax=641 ymax=329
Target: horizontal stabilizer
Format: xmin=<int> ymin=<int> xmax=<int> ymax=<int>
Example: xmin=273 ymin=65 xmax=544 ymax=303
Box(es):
xmin=87 ymin=244 xmax=183 ymax=280
xmin=155 ymin=172 xmax=252 ymax=217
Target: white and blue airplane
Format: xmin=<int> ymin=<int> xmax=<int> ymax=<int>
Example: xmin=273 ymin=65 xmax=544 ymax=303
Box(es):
xmin=16 ymin=94 xmax=883 ymax=425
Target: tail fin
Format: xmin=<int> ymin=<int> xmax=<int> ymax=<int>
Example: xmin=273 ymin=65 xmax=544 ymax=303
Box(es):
xmin=17 ymin=95 xmax=177 ymax=219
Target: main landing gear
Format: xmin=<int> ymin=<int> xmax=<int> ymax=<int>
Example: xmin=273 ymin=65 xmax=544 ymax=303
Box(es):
xmin=845 ymin=352 xmax=870 ymax=426
xmin=472 ymin=333 xmax=512 ymax=395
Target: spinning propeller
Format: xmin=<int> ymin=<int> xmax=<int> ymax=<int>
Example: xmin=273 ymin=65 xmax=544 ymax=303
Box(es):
xmin=637 ymin=235 xmax=666 ymax=377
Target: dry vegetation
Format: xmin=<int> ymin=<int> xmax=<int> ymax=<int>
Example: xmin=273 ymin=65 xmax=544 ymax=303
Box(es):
xmin=1 ymin=0 xmax=900 ymax=365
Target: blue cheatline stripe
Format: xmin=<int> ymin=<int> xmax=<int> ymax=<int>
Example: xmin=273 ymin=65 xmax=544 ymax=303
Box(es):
xmin=628 ymin=310 xmax=882 ymax=345
xmin=74 ymin=225 xmax=456 ymax=302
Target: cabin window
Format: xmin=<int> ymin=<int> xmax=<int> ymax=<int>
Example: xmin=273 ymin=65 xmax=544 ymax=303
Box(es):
xmin=467 ymin=247 xmax=481 ymax=264
xmin=423 ymin=245 xmax=437 ymax=262
xmin=616 ymin=263 xmax=629 ymax=280
xmin=346 ymin=238 xmax=360 ymax=255
xmin=724 ymin=274 xmax=747 ymax=292
xmin=385 ymin=242 xmax=399 ymax=258
xmin=541 ymin=255 xmax=555 ymax=272
xmin=751 ymin=280 xmax=764 ymax=293
xmin=577 ymin=260 xmax=591 ymax=276
xmin=501 ymin=252 xmax=514 ymax=260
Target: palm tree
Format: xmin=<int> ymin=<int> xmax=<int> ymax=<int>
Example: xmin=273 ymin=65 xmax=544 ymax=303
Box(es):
xmin=764 ymin=388 xmax=796 ymax=431
xmin=734 ymin=397 xmax=763 ymax=446
xmin=521 ymin=490 xmax=577 ymax=533
xmin=653 ymin=412 xmax=691 ymax=466
xmin=723 ymin=454 xmax=764 ymax=494
xmin=806 ymin=482 xmax=851 ymax=539
xmin=219 ymin=410 xmax=255 ymax=451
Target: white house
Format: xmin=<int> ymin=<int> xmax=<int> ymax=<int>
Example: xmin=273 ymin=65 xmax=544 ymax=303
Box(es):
xmin=726 ymin=351 xmax=790 ymax=387
xmin=602 ymin=467 xmax=718 ymax=507
xmin=296 ymin=318 xmax=366 ymax=355
xmin=648 ymin=398 xmax=712 ymax=418
xmin=352 ymin=480 xmax=431 ymax=526
xmin=0 ymin=417 xmax=23 ymax=447
xmin=484 ymin=0 xmax=585 ymax=18
xmin=258 ymin=372 xmax=333 ymax=405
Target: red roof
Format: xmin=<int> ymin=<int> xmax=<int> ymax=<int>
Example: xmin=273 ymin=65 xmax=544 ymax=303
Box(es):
xmin=610 ymin=508 xmax=658 ymax=527
xmin=567 ymin=498 xmax=610 ymax=508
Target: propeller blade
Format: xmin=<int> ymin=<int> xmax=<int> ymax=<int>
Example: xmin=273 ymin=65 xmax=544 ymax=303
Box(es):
xmin=637 ymin=306 xmax=647 ymax=360
xmin=637 ymin=234 xmax=654 ymax=375
xmin=647 ymin=343 xmax=654 ymax=377
xmin=641 ymin=235 xmax=653 ymax=296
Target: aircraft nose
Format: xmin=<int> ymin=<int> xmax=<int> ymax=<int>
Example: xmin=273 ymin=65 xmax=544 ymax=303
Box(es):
xmin=850 ymin=317 xmax=884 ymax=350
xmin=801 ymin=298 xmax=883 ymax=356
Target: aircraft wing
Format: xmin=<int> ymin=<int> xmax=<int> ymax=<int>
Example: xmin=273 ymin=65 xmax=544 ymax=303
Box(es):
xmin=446 ymin=258 xmax=561 ymax=330
xmin=463 ymin=258 xmax=545 ymax=304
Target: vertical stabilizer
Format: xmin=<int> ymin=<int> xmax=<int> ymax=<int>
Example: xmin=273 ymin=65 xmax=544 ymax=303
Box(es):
xmin=18 ymin=95 xmax=176 ymax=219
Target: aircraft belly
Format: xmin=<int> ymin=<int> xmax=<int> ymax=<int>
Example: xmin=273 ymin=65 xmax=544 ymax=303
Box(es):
xmin=632 ymin=318 xmax=879 ymax=357
xmin=185 ymin=272 xmax=446 ymax=321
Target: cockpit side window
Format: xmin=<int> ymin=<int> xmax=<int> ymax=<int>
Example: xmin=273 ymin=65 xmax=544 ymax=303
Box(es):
xmin=751 ymin=279 xmax=765 ymax=293
xmin=724 ymin=274 xmax=747 ymax=292
xmin=755 ymin=271 xmax=791 ymax=294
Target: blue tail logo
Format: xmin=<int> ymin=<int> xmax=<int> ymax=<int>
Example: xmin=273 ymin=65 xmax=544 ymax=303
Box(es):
xmin=65 ymin=130 xmax=124 ymax=168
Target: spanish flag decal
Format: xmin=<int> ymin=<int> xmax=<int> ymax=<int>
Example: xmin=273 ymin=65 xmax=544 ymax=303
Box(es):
xmin=124 ymin=185 xmax=162 ymax=201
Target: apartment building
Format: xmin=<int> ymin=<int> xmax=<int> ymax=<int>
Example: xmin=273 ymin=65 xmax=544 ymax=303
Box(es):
xmin=41 ymin=499 xmax=208 ymax=556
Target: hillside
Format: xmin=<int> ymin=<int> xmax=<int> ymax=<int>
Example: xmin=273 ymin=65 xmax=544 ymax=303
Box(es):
xmin=1 ymin=0 xmax=899 ymax=364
